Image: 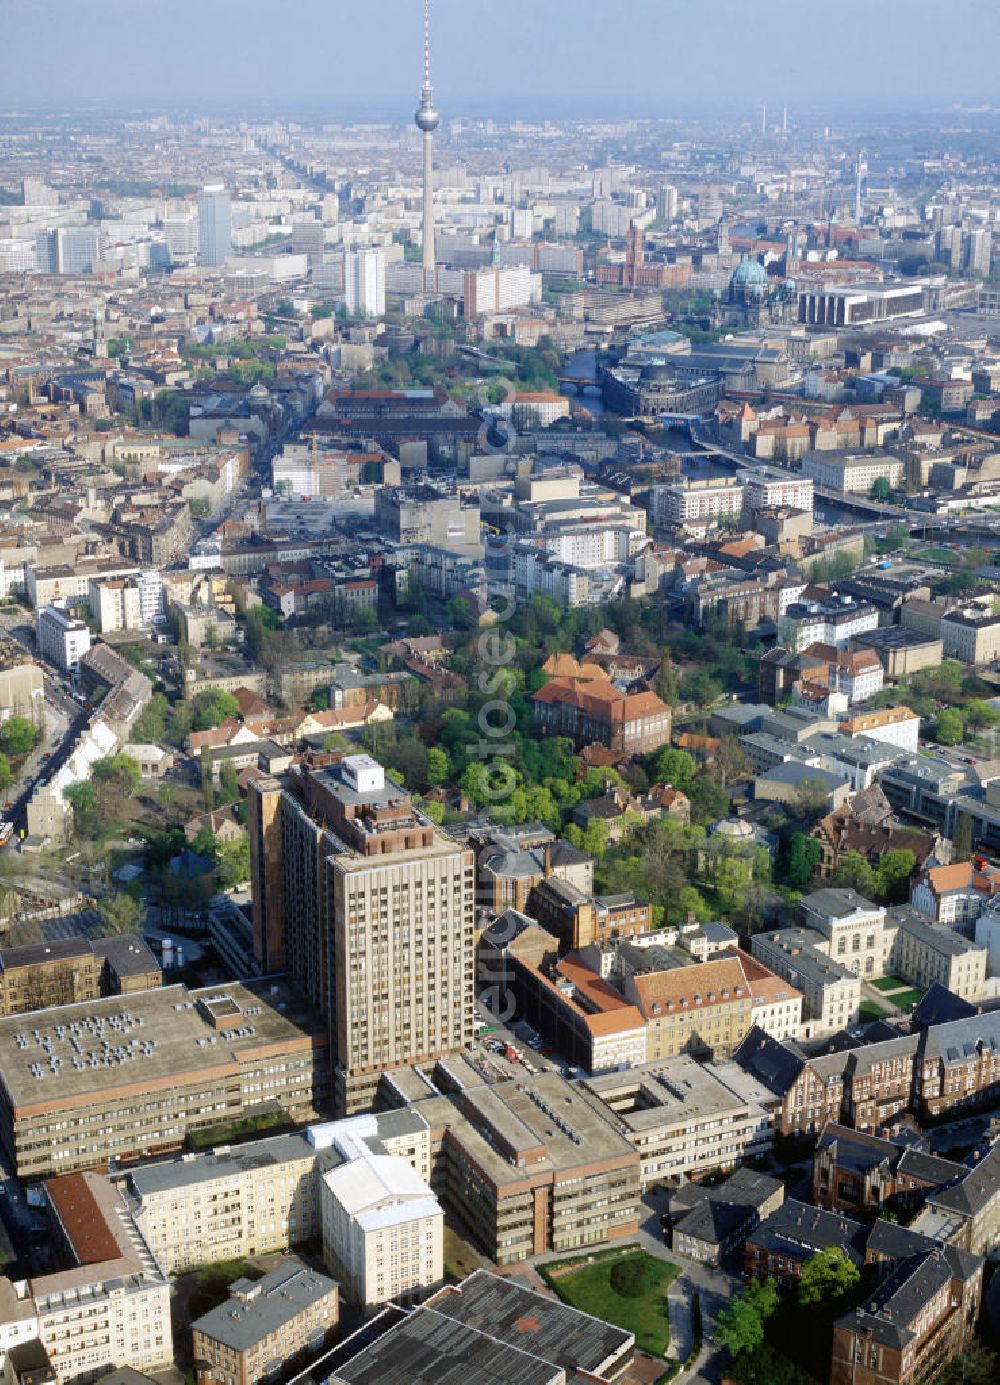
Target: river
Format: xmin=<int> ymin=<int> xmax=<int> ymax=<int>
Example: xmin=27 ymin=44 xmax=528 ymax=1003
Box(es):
xmin=559 ymin=348 xmax=711 ymax=463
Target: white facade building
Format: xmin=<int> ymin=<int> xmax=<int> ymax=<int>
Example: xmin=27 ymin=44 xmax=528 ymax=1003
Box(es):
xmin=137 ymin=569 xmax=166 ymax=626
xmin=36 ymin=604 xmax=91 ymax=673
xmin=652 ymin=478 xmax=744 ymax=527
xmin=839 ymin=706 xmax=919 ymax=753
xmin=316 ymin=1117 xmax=443 ymax=1307
xmin=800 ymin=452 xmax=905 ymax=495
xmin=344 ymin=249 xmax=386 ymax=318
xmin=742 ymin=470 xmax=814 ymax=515
xmin=198 ymin=185 xmax=232 ymax=267
xmin=162 ymin=214 xmax=199 ymax=262
xmin=462 ymin=264 xmax=539 ymax=317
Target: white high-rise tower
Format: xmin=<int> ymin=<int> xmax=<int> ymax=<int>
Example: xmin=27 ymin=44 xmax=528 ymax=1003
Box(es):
xmin=414 ymin=0 xmax=440 ymax=290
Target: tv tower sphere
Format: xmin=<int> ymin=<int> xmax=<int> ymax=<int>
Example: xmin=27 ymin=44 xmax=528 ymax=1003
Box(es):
xmin=415 ymin=95 xmax=440 ymax=133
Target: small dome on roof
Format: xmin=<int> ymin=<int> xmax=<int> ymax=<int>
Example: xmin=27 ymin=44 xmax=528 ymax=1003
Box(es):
xmin=714 ymin=817 xmax=755 ymax=842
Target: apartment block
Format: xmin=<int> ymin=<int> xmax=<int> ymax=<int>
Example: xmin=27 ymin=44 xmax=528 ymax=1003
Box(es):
xmin=910 ymin=1145 xmax=1000 ymax=1257
xmin=493 ymin=936 xmax=647 ymax=1076
xmin=624 ymin=956 xmax=754 ymax=1061
xmin=799 ymin=887 xmax=889 ymax=979
xmin=532 ymin=676 xmax=671 ymax=754
xmin=35 ymin=604 xmax=90 ymax=674
xmin=247 ymin=756 xmax=475 ymax=1116
xmin=800 ymin=451 xmax=905 ymax=494
xmin=666 ymin=1166 xmax=784 ymax=1266
xmin=812 ymin=1124 xmax=966 ymax=1217
xmin=0 ymin=660 xmax=44 ymax=721
xmin=738 ymin=1007 xmax=1000 ymax=1136
xmin=651 ymin=478 xmax=743 ymax=528
xmin=911 ymin=861 xmax=997 ymax=928
xmin=745 ymin=1199 xmax=868 ymax=1290
xmin=126 ymin=1110 xmax=433 ymax=1278
xmin=28 ymin=1171 xmax=172 ymax=1384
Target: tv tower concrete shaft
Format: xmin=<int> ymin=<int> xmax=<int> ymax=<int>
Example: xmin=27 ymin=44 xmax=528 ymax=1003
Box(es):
xmin=414 ymin=0 xmax=440 ymax=289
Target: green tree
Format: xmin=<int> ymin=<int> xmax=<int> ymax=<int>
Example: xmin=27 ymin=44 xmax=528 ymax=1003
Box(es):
xmin=215 ymin=834 xmax=251 ymax=889
xmin=0 ymin=716 xmax=37 ymax=757
xmin=93 ymin=753 xmax=141 ymax=797
xmin=963 ymin=698 xmax=1000 ymax=731
xmin=200 ymin=749 xmax=215 ymax=811
xmin=933 ymin=1343 xmax=998 ymax=1385
xmin=875 ymin=849 xmax=916 ymax=903
xmin=608 ymin=1256 xmax=650 ymax=1298
xmin=797 ymin=1247 xmax=860 ymax=1308
xmin=714 ymin=854 xmax=753 ymax=915
xmin=425 ymin=747 xmax=450 ymax=788
xmin=834 ymin=848 xmax=877 ymax=899
xmin=0 ymin=754 xmax=12 ymax=794
xmin=191 ymin=690 xmax=241 ymax=731
xmin=563 ymin=822 xmax=584 ymax=850
xmin=870 ymin=477 xmax=892 ymax=502
xmin=651 ymin=746 xmax=696 ymax=794
xmin=96 ymin=891 xmax=143 ymax=936
xmin=953 ymin=810 xmax=973 ymax=863
xmin=582 ymin=818 xmax=610 ymax=860
xmin=131 ymin=692 xmax=169 ymax=744
xmin=716 ymin=1278 xmax=780 ymax=1359
xmin=218 ymin=761 xmax=240 ymax=805
xmin=65 ymin=781 xmax=98 ymax=837
xmin=932 ymin=707 xmax=965 ymax=745
xmin=688 ymin=770 xmax=731 ymax=825
xmin=168 ymin=700 xmax=194 ymax=746
xmin=786 ymin=832 xmax=822 ymax=889
xmin=657 ymin=651 xmax=680 ymax=706
xmin=793 ymin=774 xmax=833 ymax=820
xmin=714 ymin=735 xmax=752 ymax=788
xmin=680 ymin=668 xmax=723 ymax=707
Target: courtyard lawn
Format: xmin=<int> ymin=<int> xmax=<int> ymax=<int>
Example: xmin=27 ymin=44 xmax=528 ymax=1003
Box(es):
xmin=541 ymin=1248 xmax=679 ymax=1358
xmin=860 ymin=998 xmax=892 ymax=1021
xmin=892 ymin=989 xmax=925 ymax=1011
xmin=186 ymin=1258 xmax=258 ymax=1321
xmin=870 ymin=976 xmax=909 ymax=993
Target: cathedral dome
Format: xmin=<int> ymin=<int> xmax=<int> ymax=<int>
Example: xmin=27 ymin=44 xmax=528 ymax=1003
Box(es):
xmin=730 ymin=257 xmax=768 ymax=290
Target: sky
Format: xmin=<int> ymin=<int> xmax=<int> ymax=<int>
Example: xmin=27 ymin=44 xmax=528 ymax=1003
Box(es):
xmin=0 ymin=0 xmax=996 ymax=117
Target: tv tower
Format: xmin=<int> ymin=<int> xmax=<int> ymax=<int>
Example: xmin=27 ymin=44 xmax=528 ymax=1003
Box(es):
xmin=415 ymin=0 xmax=440 ymax=290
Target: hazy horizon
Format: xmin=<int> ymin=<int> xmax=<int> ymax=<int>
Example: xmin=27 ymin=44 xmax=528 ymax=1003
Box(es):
xmin=0 ymin=0 xmax=996 ymax=118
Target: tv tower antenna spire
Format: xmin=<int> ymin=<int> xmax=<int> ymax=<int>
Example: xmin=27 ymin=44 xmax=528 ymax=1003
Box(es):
xmin=415 ymin=0 xmax=440 ymax=290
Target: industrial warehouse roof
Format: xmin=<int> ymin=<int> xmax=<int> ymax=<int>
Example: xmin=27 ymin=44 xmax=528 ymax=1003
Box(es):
xmin=331 ymin=1270 xmax=633 ymax=1383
